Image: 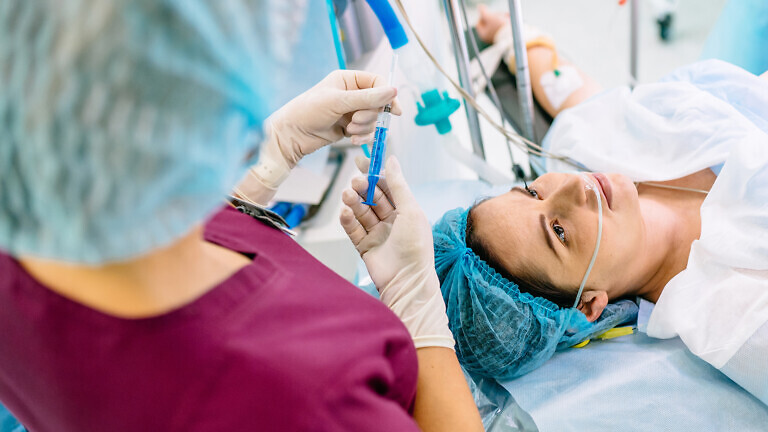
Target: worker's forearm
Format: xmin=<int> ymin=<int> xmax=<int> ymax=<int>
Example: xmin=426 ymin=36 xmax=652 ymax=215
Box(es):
xmin=412 ymin=347 xmax=484 ymax=432
xmin=232 ymin=169 xmax=279 ymax=206
xmin=233 ymin=123 xmax=294 ymax=206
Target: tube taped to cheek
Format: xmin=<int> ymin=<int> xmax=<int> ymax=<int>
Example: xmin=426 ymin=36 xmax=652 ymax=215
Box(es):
xmin=540 ymin=66 xmax=584 ymax=111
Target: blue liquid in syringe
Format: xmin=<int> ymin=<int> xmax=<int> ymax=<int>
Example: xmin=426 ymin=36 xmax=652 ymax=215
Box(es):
xmin=363 ymin=106 xmax=391 ymax=206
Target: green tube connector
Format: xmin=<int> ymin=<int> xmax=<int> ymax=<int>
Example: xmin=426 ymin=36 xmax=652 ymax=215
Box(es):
xmin=414 ymin=89 xmax=461 ymax=135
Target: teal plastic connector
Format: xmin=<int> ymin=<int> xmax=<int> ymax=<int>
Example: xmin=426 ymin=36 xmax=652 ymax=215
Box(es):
xmin=414 ymin=89 xmax=461 ymax=135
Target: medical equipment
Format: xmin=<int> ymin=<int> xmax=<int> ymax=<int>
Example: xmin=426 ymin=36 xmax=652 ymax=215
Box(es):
xmin=363 ymin=54 xmax=398 ymax=206
xmin=230 ymin=196 xmax=297 ymax=236
xmin=239 ymin=69 xmax=396 ymax=209
xmin=507 ymin=0 xmax=536 ymax=142
xmin=365 ymin=0 xmax=464 ymax=137
xmin=390 ymin=0 xmax=585 ymax=171
xmin=463 ymin=2 xmax=521 ymax=176
xmin=337 ymin=0 xmax=647 ymax=187
xmin=444 ymin=0 xmax=485 ymax=157
xmin=362 ymin=105 xmax=391 ymax=205
xmin=635 ymin=182 xmax=709 ymax=195
xmin=573 ymin=173 xmax=603 ymax=308
xmin=539 ymin=66 xmax=584 ymax=111
xmin=342 ymin=157 xmax=455 ymax=350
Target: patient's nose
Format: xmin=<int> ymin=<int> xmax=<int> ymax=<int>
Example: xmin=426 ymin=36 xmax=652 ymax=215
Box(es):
xmin=549 ymin=175 xmax=587 ymax=211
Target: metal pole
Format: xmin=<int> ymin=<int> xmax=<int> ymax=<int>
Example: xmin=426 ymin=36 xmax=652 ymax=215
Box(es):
xmin=443 ymin=0 xmax=485 ymax=159
xmin=630 ymin=0 xmax=639 ymax=87
xmin=507 ymin=0 xmax=536 ymax=143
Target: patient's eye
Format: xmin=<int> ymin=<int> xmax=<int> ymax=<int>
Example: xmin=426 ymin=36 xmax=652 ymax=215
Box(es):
xmin=552 ymin=222 xmax=566 ymax=243
xmin=522 ymin=180 xmax=540 ymax=199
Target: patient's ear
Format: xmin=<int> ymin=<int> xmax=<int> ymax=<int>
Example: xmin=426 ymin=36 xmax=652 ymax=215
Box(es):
xmin=577 ymin=290 xmax=608 ymax=322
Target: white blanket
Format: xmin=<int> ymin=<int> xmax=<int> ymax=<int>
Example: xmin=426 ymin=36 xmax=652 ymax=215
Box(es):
xmin=543 ymin=60 xmax=768 ymax=404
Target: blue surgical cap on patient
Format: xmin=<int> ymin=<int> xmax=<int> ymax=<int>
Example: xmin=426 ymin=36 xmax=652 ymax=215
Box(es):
xmin=433 ymin=207 xmax=638 ymax=380
xmin=0 ymin=0 xmax=315 ymax=263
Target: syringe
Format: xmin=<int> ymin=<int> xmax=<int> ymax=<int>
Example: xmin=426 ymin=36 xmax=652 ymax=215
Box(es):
xmin=363 ymin=54 xmax=398 ymax=206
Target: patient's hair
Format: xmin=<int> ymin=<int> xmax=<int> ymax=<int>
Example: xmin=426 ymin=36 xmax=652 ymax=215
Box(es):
xmin=465 ymin=204 xmax=577 ymax=308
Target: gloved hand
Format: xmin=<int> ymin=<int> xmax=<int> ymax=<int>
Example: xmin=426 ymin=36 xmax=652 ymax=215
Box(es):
xmin=340 ymin=156 xmax=454 ymax=350
xmin=237 ymin=70 xmax=401 ymax=205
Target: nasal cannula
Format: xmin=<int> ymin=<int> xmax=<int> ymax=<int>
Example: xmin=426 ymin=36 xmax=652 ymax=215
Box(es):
xmin=363 ymin=54 xmax=398 ymax=206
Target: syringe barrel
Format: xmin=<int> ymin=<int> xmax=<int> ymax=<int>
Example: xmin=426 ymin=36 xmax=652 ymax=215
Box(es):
xmin=362 ymin=173 xmax=381 ymax=206
xmin=368 ymin=122 xmax=388 ymax=176
xmin=376 ymin=107 xmax=392 ymax=130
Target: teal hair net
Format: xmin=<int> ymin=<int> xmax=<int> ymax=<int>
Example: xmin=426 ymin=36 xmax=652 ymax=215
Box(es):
xmin=433 ymin=207 xmax=638 ymax=380
xmin=0 ymin=0 xmax=333 ymax=263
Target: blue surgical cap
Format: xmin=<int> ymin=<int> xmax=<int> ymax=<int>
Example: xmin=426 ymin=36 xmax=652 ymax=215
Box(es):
xmin=0 ymin=0 xmax=318 ymax=263
xmin=433 ymin=207 xmax=638 ymax=380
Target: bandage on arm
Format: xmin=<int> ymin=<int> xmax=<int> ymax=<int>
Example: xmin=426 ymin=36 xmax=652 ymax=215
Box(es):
xmin=491 ymin=23 xmax=602 ymax=117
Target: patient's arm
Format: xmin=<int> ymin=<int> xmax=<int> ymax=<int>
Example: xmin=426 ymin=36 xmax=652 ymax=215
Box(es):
xmin=477 ymin=6 xmax=602 ymax=118
xmin=526 ymin=47 xmax=603 ymax=117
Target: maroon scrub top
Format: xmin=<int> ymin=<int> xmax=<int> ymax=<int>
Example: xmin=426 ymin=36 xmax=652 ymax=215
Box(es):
xmin=0 ymin=206 xmax=419 ymax=431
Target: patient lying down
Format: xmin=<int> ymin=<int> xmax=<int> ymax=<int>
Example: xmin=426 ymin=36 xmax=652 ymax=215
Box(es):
xmin=467 ymin=169 xmax=714 ymax=318
xmin=432 ymin=7 xmax=768 ymax=403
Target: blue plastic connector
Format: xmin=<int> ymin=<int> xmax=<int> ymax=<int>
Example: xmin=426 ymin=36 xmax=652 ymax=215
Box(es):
xmin=365 ymin=0 xmax=409 ymax=49
xmin=414 ymin=89 xmax=461 ymax=134
xmin=268 ymin=202 xmax=292 ymax=218
xmin=284 ymin=204 xmax=309 ymax=229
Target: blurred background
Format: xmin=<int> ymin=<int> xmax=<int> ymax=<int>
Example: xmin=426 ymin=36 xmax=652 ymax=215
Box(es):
xmin=473 ymin=0 xmax=728 ymax=87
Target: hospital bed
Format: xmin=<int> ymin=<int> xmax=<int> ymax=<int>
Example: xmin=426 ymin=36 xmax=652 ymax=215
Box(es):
xmin=499 ymin=331 xmax=768 ymax=431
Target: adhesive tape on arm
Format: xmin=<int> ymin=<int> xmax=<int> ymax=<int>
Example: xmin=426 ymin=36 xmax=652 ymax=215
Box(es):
xmin=540 ymin=65 xmax=584 ymax=110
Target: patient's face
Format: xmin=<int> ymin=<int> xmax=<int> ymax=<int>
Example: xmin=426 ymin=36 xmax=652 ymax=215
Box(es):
xmin=471 ymin=172 xmax=644 ymax=297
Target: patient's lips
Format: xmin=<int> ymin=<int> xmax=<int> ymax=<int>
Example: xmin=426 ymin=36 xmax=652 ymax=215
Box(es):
xmin=592 ymin=173 xmax=613 ymax=210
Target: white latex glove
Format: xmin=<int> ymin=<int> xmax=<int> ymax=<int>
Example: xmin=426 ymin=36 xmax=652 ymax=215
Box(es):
xmin=340 ymin=156 xmax=454 ymax=350
xmin=236 ymin=70 xmax=401 ymax=204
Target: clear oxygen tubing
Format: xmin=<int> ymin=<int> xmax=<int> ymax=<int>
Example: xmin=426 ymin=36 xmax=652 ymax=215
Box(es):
xmin=573 ymin=173 xmax=603 ymax=308
xmin=363 ymin=53 xmax=398 ymax=206
xmin=635 ymin=182 xmax=709 ymax=195
xmin=391 ymin=0 xmax=586 ymax=171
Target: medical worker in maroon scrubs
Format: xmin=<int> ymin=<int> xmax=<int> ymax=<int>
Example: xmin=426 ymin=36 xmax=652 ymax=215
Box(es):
xmin=0 ymin=1 xmax=483 ymax=431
